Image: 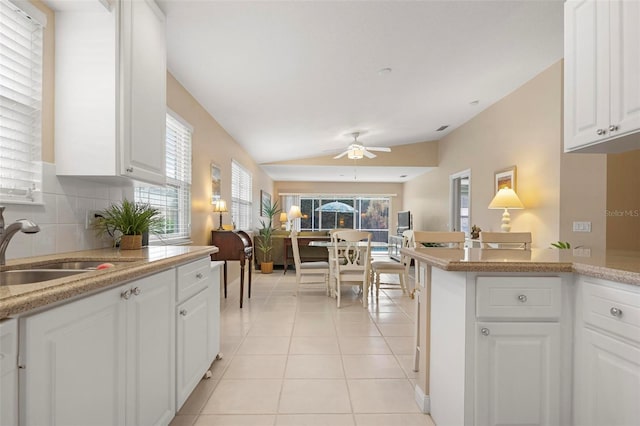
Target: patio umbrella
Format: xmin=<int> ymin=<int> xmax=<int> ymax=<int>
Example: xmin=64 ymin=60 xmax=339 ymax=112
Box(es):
xmin=315 ymin=201 xmax=356 ymax=228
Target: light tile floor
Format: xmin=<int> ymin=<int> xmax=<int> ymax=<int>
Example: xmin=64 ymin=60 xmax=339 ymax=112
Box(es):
xmin=170 ymin=263 xmax=435 ymax=426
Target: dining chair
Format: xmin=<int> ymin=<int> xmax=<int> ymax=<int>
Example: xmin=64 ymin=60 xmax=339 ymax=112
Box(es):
xmin=479 ymin=231 xmax=531 ymax=249
xmin=290 ymin=230 xmax=331 ymax=295
xmin=412 ymin=231 xmax=465 ymax=248
xmin=370 ymin=230 xmax=414 ymax=300
xmin=332 ymin=230 xmax=372 ymax=308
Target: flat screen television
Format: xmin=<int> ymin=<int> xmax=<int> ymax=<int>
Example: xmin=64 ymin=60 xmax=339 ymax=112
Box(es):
xmin=397 ymin=210 xmax=412 ymax=235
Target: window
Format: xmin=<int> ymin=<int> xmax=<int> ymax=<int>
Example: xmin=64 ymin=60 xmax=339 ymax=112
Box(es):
xmin=0 ymin=0 xmax=46 ymax=204
xmin=231 ymin=160 xmax=252 ymax=230
xmin=135 ymin=111 xmax=192 ymax=243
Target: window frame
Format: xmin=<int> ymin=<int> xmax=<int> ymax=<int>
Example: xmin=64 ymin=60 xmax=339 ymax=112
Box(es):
xmin=231 ymin=160 xmax=252 ymax=231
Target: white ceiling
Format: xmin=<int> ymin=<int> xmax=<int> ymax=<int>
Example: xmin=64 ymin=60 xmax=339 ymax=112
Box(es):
xmin=157 ymin=0 xmax=564 ymax=181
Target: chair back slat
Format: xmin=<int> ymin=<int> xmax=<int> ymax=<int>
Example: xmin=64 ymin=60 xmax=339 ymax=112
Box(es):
xmin=480 ymin=231 xmax=531 ymax=249
xmin=412 ymin=231 xmax=465 ymax=248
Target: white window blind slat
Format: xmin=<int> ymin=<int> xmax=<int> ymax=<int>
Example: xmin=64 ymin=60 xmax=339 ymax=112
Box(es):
xmin=0 ymin=0 xmax=43 ymax=204
xmin=135 ymin=111 xmax=192 ymax=242
xmin=231 ymin=160 xmax=252 ymax=230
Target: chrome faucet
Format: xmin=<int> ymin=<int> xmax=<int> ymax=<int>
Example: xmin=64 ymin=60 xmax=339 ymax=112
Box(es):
xmin=0 ymin=206 xmax=40 ymax=266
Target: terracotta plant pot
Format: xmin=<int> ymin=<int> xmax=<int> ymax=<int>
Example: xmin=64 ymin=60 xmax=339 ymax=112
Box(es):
xmin=260 ymin=261 xmax=274 ymax=274
xmin=120 ymin=234 xmax=142 ymax=250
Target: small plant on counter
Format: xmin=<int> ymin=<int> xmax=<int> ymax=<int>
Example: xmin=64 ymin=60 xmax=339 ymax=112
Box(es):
xmin=96 ymin=199 xmax=163 ymax=249
xmin=550 ymin=241 xmax=571 ymax=249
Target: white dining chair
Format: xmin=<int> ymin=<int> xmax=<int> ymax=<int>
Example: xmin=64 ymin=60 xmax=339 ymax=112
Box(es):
xmin=290 ymin=230 xmax=331 ymax=295
xmin=332 ymin=230 xmax=372 ymax=308
xmin=370 ymin=230 xmax=414 ymax=300
xmin=479 ymin=231 xmax=531 ymax=249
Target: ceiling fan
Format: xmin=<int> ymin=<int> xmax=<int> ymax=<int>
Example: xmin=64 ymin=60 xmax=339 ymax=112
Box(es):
xmin=333 ymin=132 xmax=391 ymax=160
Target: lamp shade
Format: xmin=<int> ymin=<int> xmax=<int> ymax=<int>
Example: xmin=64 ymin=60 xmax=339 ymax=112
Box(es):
xmin=488 ymin=188 xmax=524 ymax=210
xmin=288 ymin=205 xmax=302 ymax=219
xmin=279 ymin=212 xmax=288 ymax=222
xmin=212 ymin=199 xmax=228 ymax=213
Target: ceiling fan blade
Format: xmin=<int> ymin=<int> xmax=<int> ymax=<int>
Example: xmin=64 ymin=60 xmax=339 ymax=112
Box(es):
xmin=363 ymin=150 xmax=377 ymax=159
xmin=333 ymin=150 xmax=349 ymax=159
xmin=366 ymin=146 xmax=391 ymax=152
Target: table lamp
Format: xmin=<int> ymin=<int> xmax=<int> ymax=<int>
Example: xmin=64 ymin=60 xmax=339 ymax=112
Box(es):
xmin=488 ymin=188 xmax=524 ymax=232
xmin=279 ymin=212 xmax=288 ymax=230
xmin=288 ymin=205 xmax=302 ymax=230
xmin=212 ymin=199 xmax=228 ymax=230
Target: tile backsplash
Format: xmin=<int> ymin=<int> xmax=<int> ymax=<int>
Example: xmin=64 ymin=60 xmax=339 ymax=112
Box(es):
xmin=2 ymin=163 xmax=134 ymax=261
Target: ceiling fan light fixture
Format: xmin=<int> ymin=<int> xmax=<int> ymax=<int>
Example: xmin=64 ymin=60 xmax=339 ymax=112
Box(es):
xmin=348 ymin=147 xmax=364 ymax=159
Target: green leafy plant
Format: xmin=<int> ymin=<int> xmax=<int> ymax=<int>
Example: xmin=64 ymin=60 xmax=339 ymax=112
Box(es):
xmin=256 ymin=200 xmax=281 ymax=263
xmin=550 ymin=241 xmax=571 ymax=249
xmin=96 ymin=199 xmax=163 ymax=237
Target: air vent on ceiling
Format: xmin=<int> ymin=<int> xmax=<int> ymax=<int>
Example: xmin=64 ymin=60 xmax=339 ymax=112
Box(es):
xmin=436 ymin=125 xmax=449 ymax=132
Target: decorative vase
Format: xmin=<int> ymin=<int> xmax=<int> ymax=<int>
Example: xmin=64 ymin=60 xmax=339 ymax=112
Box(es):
xmin=260 ymin=261 xmax=274 ymax=274
xmin=120 ymin=234 xmax=142 ymax=250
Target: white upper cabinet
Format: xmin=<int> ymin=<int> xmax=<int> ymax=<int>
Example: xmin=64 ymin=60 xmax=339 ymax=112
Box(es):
xmin=564 ymin=0 xmax=640 ymax=153
xmin=54 ymin=0 xmax=166 ymax=185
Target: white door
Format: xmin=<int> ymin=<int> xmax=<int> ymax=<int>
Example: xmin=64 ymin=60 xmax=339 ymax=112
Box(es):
xmin=120 ymin=0 xmax=166 ymax=185
xmin=475 ymin=322 xmax=561 ymax=426
xmin=564 ymin=0 xmax=611 ymax=151
xmin=609 ymin=0 xmax=640 ymax=139
xmin=20 ymin=285 xmax=128 ymax=426
xmin=574 ymin=329 xmax=640 ymax=426
xmin=125 ymin=270 xmax=175 ymax=426
xmin=176 ymin=288 xmax=211 ymax=409
xmin=209 ymin=262 xmax=222 ymax=361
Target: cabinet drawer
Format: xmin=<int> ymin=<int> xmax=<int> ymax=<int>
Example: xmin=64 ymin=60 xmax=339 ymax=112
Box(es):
xmin=177 ymin=258 xmax=211 ymax=303
xmin=476 ymin=277 xmax=562 ymax=320
xmin=582 ymin=280 xmax=640 ymax=344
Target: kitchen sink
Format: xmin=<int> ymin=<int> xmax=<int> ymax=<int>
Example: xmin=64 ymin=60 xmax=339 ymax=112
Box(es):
xmin=0 ymin=269 xmax=91 ymax=286
xmin=30 ymin=261 xmax=128 ymax=270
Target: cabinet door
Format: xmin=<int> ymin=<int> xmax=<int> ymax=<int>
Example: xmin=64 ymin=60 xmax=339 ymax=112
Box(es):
xmin=609 ymin=0 xmax=640 ymax=138
xmin=125 ymin=270 xmax=175 ymax=426
xmin=176 ymin=288 xmax=211 ymax=410
xmin=120 ymin=0 xmax=166 ymax=185
xmin=209 ymin=262 xmax=222 ymax=361
xmin=0 ymin=319 xmax=18 ymax=426
xmin=564 ymin=0 xmax=611 ymax=151
xmin=574 ymin=329 xmax=640 ymax=426
xmin=475 ymin=322 xmax=561 ymax=426
xmin=20 ymin=286 xmax=128 ymax=426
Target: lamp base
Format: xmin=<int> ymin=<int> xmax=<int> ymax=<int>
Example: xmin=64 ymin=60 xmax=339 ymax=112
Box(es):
xmin=501 ymin=209 xmax=511 ymax=232
xmin=217 ymin=212 xmax=224 ymax=230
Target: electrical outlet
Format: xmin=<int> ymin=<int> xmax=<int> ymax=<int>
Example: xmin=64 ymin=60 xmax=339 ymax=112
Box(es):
xmin=572 ymin=221 xmax=592 ymax=232
xmin=85 ymin=210 xmax=102 ymax=230
xmin=573 ymin=247 xmax=591 ymax=257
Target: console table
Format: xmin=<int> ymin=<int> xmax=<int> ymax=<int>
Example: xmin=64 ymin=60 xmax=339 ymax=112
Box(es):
xmin=283 ymin=236 xmax=331 ymax=274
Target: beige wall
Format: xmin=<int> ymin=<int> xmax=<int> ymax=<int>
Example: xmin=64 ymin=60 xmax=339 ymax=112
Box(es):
xmin=607 ymin=149 xmax=640 ymax=250
xmin=32 ymin=0 xmax=55 ymax=163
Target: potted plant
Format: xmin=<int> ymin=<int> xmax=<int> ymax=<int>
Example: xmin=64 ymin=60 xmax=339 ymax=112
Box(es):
xmin=256 ymin=200 xmax=281 ymax=273
xmin=96 ymin=199 xmax=163 ymax=250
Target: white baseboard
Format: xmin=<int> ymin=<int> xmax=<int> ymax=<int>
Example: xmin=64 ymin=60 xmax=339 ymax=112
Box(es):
xmin=414 ymin=384 xmax=430 ymax=413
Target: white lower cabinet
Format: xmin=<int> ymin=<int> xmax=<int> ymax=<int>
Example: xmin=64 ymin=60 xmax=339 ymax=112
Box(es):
xmin=1 ymin=319 xmax=18 ymax=426
xmin=475 ymin=322 xmax=561 ymax=426
xmin=19 ymin=270 xmax=175 ymax=426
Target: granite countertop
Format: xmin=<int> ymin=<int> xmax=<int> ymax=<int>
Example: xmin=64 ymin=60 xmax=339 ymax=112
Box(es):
xmin=0 ymin=245 xmax=219 ymax=319
xmin=400 ymin=247 xmax=640 ymax=286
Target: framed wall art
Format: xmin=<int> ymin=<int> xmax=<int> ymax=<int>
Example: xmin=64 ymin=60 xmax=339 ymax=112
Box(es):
xmin=494 ymin=166 xmax=517 ymax=193
xmin=211 ymin=163 xmax=221 ymax=203
xmin=260 ymin=190 xmax=271 ymax=216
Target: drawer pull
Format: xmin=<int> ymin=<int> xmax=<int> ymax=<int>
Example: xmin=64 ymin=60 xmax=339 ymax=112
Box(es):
xmin=480 ymin=327 xmax=490 ymax=336
xmin=180 ymin=309 xmax=188 ymax=316
xmin=121 ymin=289 xmax=132 ymax=300
xmin=132 ymin=287 xmax=141 ymax=296
xmin=518 ymin=294 xmax=528 ymax=303
xmin=196 ymin=273 xmax=203 ymax=279
xmin=610 ymin=307 xmax=623 ymax=317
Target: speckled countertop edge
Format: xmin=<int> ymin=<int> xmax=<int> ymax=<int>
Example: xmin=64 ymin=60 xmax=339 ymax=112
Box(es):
xmin=402 ymin=248 xmax=640 ymax=286
xmin=0 ymin=246 xmax=219 ymax=319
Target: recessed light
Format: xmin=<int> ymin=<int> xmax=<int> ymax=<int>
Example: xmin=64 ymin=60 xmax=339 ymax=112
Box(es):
xmin=470 ymin=100 xmax=480 ymax=106
xmin=400 ymin=175 xmax=408 ymax=178
xmin=436 ymin=125 xmax=449 ymax=132
xmin=377 ymin=67 xmax=392 ymax=75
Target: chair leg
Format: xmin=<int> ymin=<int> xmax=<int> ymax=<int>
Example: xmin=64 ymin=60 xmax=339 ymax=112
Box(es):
xmin=336 ymin=279 xmax=341 ymax=308
xmin=399 ymin=273 xmax=407 ymax=295
xmin=375 ymin=272 xmax=380 ymax=300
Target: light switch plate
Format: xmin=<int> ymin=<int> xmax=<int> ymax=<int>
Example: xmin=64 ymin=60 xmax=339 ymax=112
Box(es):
xmin=572 ymin=221 xmax=592 ymax=232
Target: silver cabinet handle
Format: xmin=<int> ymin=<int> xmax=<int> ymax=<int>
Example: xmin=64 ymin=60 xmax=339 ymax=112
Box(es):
xmin=610 ymin=307 xmax=623 ymax=317
xmin=609 ymin=125 xmax=619 ymax=132
xmin=480 ymin=327 xmax=490 ymax=336
xmin=518 ymin=294 xmax=528 ymax=303
xmin=180 ymin=309 xmax=187 ymax=316
xmin=121 ymin=289 xmax=132 ymax=300
xmin=132 ymin=287 xmax=141 ymax=296
xmin=596 ymin=128 xmax=606 ymax=135
xmin=196 ymin=273 xmax=203 ymax=279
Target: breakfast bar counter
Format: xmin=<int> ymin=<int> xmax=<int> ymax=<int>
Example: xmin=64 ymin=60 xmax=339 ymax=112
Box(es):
xmin=0 ymin=245 xmax=219 ymax=319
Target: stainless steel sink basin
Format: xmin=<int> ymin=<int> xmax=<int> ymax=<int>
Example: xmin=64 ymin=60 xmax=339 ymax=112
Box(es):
xmin=0 ymin=269 xmax=90 ymax=285
xmin=31 ymin=261 xmax=126 ymax=270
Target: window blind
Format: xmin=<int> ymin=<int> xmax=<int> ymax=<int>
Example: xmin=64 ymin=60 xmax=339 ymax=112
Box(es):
xmin=135 ymin=112 xmax=192 ymax=243
xmin=231 ymin=160 xmax=252 ymax=230
xmin=0 ymin=0 xmax=44 ymax=204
